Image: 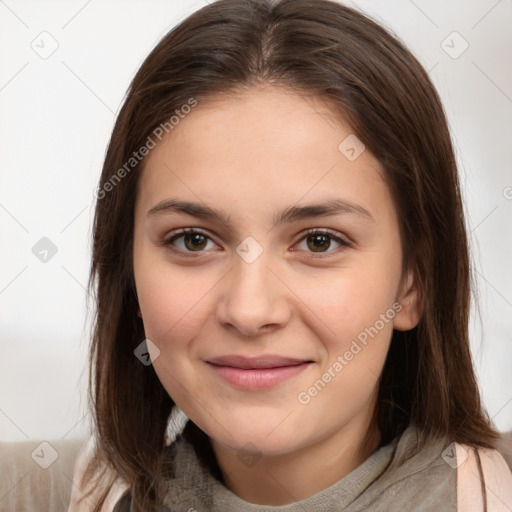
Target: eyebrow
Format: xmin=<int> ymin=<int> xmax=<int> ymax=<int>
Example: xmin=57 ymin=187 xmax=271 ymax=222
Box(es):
xmin=147 ymin=198 xmax=374 ymax=226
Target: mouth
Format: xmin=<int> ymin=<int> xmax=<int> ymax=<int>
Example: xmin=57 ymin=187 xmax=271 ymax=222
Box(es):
xmin=205 ymin=355 xmax=313 ymax=389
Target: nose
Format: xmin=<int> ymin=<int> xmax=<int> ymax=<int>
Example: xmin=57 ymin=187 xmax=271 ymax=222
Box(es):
xmin=216 ymin=249 xmax=291 ymax=337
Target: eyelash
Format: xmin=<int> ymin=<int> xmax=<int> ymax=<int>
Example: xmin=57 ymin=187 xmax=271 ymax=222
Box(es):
xmin=163 ymin=227 xmax=353 ymax=259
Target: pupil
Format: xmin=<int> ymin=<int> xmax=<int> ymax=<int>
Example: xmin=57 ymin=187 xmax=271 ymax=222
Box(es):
xmin=308 ymin=234 xmax=329 ymax=252
xmin=185 ymin=233 xmax=207 ymax=251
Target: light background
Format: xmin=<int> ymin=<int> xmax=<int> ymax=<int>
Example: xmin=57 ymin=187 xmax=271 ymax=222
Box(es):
xmin=1 ymin=0 xmax=511 ymax=442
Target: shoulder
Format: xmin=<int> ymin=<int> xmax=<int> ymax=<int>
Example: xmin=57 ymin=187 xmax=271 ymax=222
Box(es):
xmin=456 ymin=443 xmax=512 ymax=511
xmin=67 ymin=436 xmax=129 ymax=512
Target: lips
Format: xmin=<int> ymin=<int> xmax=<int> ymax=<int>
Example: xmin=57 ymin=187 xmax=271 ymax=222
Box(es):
xmin=205 ymin=355 xmax=313 ymax=389
xmin=206 ymin=355 xmax=311 ymax=369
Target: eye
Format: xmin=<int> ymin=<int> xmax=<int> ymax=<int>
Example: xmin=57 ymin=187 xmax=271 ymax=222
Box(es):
xmin=293 ymin=229 xmax=352 ymax=257
xmin=164 ymin=228 xmax=218 ymax=256
xmin=163 ymin=227 xmax=352 ymax=258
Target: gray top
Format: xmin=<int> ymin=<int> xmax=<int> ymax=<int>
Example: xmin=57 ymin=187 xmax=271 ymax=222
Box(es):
xmin=159 ymin=424 xmax=458 ymax=512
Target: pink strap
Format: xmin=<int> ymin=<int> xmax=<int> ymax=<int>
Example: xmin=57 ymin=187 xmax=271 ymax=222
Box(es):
xmin=67 ymin=437 xmax=129 ymax=512
xmin=456 ymin=443 xmax=512 ymax=511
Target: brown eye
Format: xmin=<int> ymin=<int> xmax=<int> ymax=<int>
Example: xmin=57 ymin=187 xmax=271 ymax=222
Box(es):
xmin=306 ymin=233 xmax=332 ymax=252
xmin=183 ymin=232 xmax=208 ymax=251
xmin=164 ymin=228 xmax=216 ymax=256
xmin=294 ymin=229 xmax=352 ymax=256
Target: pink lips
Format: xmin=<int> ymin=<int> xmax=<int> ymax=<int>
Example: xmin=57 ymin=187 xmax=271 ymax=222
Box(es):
xmin=206 ymin=355 xmax=312 ymax=389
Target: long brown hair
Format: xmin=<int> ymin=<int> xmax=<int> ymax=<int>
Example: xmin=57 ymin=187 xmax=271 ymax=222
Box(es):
xmin=82 ymin=0 xmax=500 ymax=509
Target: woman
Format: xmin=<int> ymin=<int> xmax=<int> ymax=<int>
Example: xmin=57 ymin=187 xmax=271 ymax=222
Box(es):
xmin=68 ymin=0 xmax=512 ymax=510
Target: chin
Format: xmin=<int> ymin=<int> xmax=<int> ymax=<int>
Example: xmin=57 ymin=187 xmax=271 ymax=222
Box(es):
xmin=198 ymin=412 xmax=309 ymax=457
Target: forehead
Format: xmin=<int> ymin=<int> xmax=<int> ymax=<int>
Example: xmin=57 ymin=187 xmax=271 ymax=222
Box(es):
xmin=136 ymin=86 xmax=392 ymax=225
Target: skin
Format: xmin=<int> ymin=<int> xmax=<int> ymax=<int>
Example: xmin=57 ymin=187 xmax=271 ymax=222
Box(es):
xmin=133 ymin=85 xmax=422 ymax=505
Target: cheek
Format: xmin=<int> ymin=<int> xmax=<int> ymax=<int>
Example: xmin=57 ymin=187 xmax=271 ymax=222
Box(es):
xmin=288 ymin=256 xmax=399 ymax=397
xmin=135 ymin=258 xmax=212 ymax=346
xmin=135 ymin=264 xmax=212 ymax=404
xmin=292 ymin=264 xmax=399 ymax=339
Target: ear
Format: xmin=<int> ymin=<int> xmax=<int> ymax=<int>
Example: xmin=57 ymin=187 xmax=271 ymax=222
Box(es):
xmin=393 ymin=266 xmax=423 ymax=331
xmin=137 ymin=305 xmax=143 ymax=318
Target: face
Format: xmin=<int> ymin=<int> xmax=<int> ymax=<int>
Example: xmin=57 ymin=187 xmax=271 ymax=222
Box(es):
xmin=133 ymin=85 xmax=420 ymax=458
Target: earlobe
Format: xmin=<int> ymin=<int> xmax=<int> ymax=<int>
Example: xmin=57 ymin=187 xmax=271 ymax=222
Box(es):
xmin=393 ymin=267 xmax=423 ymax=331
xmin=137 ymin=306 xmax=143 ymax=318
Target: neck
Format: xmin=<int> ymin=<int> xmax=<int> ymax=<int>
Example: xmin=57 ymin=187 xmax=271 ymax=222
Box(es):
xmin=209 ymin=404 xmax=381 ymax=505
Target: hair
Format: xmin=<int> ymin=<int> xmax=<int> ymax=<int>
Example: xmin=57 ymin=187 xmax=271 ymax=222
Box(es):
xmin=82 ymin=0 xmax=501 ymax=510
